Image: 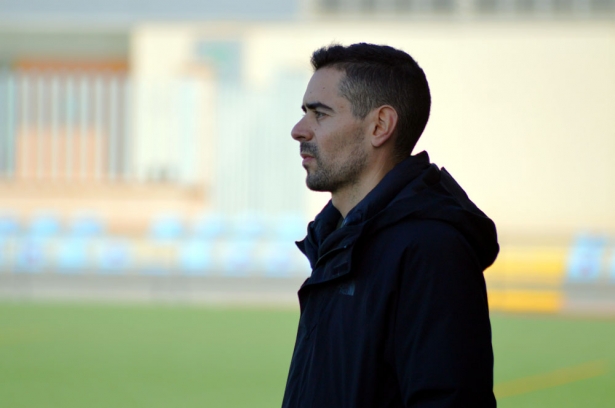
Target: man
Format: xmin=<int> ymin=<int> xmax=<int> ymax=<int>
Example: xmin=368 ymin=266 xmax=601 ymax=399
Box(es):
xmin=282 ymin=43 xmax=498 ymax=408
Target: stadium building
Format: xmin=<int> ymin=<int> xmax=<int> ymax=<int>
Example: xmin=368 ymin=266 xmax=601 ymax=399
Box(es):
xmin=0 ymin=0 xmax=614 ymax=311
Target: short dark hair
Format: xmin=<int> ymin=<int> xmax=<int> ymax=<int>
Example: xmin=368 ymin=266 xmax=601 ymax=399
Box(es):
xmin=311 ymin=43 xmax=431 ymax=161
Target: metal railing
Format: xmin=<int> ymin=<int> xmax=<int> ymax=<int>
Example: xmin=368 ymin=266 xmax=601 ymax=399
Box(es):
xmin=0 ymin=71 xmax=131 ymax=182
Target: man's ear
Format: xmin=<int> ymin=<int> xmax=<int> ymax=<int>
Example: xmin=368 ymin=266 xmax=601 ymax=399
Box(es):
xmin=370 ymin=105 xmax=398 ymax=148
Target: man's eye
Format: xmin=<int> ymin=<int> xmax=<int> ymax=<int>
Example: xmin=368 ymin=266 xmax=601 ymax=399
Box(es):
xmin=314 ymin=111 xmax=325 ymax=119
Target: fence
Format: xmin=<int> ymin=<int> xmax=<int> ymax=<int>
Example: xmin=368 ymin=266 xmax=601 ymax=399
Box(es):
xmin=0 ymin=71 xmax=132 ymax=182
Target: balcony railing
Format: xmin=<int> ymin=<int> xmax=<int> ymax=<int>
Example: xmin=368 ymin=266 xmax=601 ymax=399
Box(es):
xmin=0 ymin=71 xmax=131 ymax=182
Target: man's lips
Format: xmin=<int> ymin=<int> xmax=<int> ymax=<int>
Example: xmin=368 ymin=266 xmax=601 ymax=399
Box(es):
xmin=300 ymin=153 xmax=315 ymax=165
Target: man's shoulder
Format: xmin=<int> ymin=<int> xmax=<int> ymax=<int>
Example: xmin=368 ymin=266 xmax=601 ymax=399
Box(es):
xmin=354 ymin=218 xmax=475 ymax=271
xmin=370 ymin=218 xmax=467 ymax=250
xmin=353 ymin=218 xmax=482 ymax=293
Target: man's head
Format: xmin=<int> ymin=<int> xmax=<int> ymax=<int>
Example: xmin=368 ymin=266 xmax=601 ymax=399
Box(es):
xmin=291 ymin=43 xmax=430 ymax=196
xmin=311 ymin=43 xmax=431 ymax=162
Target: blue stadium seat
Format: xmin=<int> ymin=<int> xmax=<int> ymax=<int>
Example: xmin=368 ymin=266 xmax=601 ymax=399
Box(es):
xmin=0 ymin=214 xmax=19 ymax=237
xmin=179 ymin=240 xmax=214 ymax=275
xmin=566 ymin=234 xmax=606 ymax=283
xmin=149 ymin=215 xmax=184 ymax=242
xmin=56 ymin=239 xmax=88 ymax=273
xmin=96 ymin=239 xmax=132 ymax=274
xmin=69 ymin=215 xmax=105 ymax=237
xmin=221 ymin=238 xmax=258 ymax=276
xmin=15 ymin=238 xmax=51 ymax=273
xmin=144 ymin=216 xmax=183 ymax=274
xmin=28 ymin=214 xmax=61 ymax=237
xmin=192 ymin=213 xmax=226 ymax=240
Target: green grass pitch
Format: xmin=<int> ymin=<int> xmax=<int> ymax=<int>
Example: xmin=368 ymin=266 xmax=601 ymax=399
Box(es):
xmin=0 ymin=302 xmax=613 ymax=407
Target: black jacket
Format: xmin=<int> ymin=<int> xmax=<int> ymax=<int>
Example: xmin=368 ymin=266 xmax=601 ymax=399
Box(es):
xmin=282 ymin=152 xmax=499 ymax=408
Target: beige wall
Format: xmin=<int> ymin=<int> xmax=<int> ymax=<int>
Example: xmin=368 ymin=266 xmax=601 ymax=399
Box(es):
xmin=131 ymin=21 xmax=615 ymax=239
xmin=130 ymin=27 xmax=215 ymax=186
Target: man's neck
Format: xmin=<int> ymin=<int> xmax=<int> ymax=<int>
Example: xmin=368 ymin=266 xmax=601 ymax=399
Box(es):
xmin=332 ymin=159 xmax=397 ymax=219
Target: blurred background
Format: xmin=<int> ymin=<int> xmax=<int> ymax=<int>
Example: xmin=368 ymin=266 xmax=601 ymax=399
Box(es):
xmin=0 ymin=0 xmax=614 ymax=407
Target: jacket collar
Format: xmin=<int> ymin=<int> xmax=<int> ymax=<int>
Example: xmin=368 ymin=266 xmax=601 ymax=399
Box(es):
xmin=341 ymin=151 xmax=431 ymax=228
xmin=297 ymin=151 xmax=431 ymax=268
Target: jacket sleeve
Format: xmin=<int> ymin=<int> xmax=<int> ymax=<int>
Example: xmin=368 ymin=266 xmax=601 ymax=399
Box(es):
xmin=389 ymin=220 xmax=496 ymax=408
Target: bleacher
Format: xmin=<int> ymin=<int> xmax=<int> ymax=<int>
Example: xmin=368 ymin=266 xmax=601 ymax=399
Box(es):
xmin=0 ymin=211 xmax=310 ymax=278
xmin=2 ymin=205 xmax=615 ymax=312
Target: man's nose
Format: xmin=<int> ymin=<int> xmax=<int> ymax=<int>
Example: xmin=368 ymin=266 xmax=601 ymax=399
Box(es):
xmin=291 ymin=117 xmax=312 ymax=142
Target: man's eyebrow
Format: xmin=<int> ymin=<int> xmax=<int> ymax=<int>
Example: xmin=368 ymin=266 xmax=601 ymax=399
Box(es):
xmin=302 ymin=102 xmax=334 ymax=113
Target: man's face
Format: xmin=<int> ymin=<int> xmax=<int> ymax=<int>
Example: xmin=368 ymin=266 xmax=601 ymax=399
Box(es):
xmin=291 ymin=68 xmax=369 ymax=193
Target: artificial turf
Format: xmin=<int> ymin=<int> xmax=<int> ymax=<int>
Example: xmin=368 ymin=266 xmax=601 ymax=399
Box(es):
xmin=0 ymin=302 xmax=613 ymax=407
xmin=491 ymin=313 xmax=615 ymax=407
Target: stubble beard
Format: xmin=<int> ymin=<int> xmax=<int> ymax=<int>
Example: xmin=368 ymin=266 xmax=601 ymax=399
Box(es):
xmin=301 ymin=132 xmax=368 ymax=194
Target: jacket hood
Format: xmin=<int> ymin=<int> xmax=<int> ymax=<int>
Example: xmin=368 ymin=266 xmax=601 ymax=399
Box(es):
xmin=299 ymin=151 xmax=499 ymax=271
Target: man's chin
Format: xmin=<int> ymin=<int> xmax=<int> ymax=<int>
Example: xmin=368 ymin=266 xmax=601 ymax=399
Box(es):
xmin=306 ymin=185 xmax=329 ymax=192
xmin=305 ymin=176 xmax=331 ymax=192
